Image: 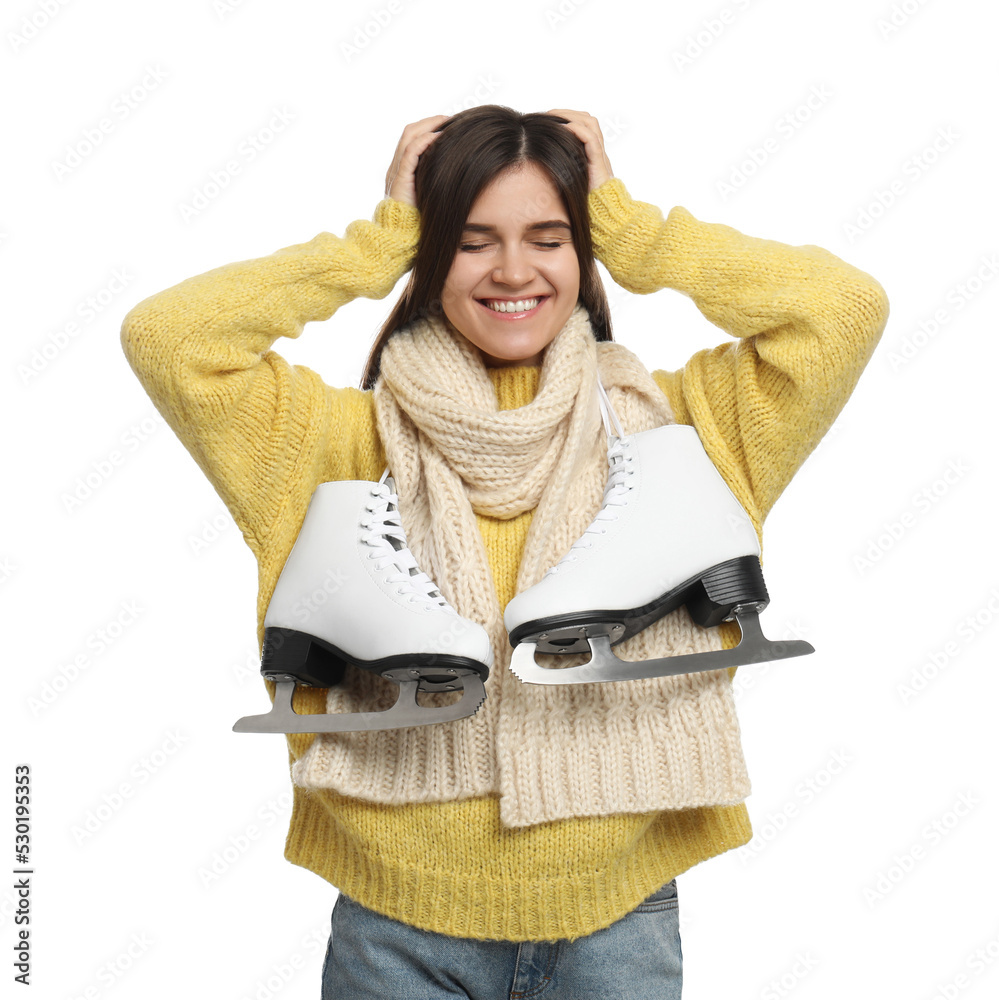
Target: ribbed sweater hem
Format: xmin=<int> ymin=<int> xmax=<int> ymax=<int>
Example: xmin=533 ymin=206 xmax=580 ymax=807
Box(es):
xmin=283 ymin=789 xmax=752 ymax=942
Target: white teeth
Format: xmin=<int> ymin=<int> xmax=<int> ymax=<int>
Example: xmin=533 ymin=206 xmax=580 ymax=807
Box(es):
xmin=484 ymin=297 xmax=540 ymax=313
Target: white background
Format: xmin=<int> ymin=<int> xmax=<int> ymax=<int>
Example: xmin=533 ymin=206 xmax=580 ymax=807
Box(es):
xmin=5 ymin=0 xmax=999 ymax=997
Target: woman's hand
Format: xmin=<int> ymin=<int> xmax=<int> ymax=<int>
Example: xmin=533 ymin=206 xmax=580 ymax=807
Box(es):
xmin=544 ymin=109 xmax=614 ymax=191
xmin=384 ymin=115 xmax=448 ymax=207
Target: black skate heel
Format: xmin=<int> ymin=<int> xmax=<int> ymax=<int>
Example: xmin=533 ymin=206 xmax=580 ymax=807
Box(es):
xmin=687 ymin=556 xmax=770 ymax=629
xmin=233 ymin=627 xmax=490 ymax=734
xmin=507 ymin=554 xmax=814 ymax=686
xmin=260 ymin=626 xmax=347 ymax=687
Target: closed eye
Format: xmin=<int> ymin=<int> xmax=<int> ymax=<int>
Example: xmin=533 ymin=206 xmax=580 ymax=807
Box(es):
xmin=458 ymin=241 xmax=569 ymax=251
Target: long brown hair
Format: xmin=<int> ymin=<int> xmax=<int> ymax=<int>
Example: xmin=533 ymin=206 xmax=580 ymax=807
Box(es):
xmin=360 ymin=104 xmax=613 ymax=390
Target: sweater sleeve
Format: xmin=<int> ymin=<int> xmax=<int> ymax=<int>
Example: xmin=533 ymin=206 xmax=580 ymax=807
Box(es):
xmin=119 ymin=198 xmax=421 ymax=549
xmin=586 ymin=177 xmax=890 ymax=526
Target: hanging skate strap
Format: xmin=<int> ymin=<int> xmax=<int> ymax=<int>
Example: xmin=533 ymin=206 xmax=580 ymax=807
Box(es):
xmin=595 ymin=376 xmax=625 ymax=440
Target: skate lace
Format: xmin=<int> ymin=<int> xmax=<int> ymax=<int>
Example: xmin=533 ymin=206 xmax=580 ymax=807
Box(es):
xmin=359 ymin=484 xmax=454 ymax=612
xmin=546 ymin=435 xmax=636 ymax=575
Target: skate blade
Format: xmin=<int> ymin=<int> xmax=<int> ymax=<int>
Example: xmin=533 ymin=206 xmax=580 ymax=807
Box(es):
xmin=232 ymin=676 xmax=487 ymax=733
xmin=508 ymin=610 xmax=814 ymax=685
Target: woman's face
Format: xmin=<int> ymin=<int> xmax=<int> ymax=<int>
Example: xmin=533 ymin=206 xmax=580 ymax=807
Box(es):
xmin=441 ymin=161 xmax=580 ymax=367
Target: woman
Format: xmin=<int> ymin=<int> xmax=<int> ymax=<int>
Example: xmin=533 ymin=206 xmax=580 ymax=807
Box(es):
xmin=120 ymin=105 xmax=889 ymax=999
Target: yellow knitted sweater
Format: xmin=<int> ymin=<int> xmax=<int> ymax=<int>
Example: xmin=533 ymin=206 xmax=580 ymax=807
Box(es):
xmin=119 ymin=177 xmax=889 ymax=942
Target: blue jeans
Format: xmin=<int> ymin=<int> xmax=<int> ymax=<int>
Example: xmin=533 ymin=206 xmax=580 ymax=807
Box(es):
xmin=321 ymin=879 xmax=682 ymax=999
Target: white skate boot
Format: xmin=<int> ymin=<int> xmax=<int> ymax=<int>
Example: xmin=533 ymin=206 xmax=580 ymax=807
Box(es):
xmin=505 ymin=380 xmax=813 ymax=684
xmin=233 ymin=472 xmax=492 ymax=733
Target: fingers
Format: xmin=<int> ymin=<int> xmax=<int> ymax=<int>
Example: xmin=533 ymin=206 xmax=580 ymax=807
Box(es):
xmin=385 ymin=115 xmax=448 ymax=204
xmin=545 ymin=108 xmax=601 ymax=130
xmin=383 ymin=109 xmax=615 ymax=206
xmin=543 ymin=109 xmax=613 ymax=191
xmin=544 ymin=109 xmax=604 ymax=149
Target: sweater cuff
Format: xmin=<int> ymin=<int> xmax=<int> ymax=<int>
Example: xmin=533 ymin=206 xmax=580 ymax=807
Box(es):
xmin=587 ymin=178 xmax=700 ymax=294
xmin=587 ymin=176 xmax=636 ymax=243
xmin=373 ymin=197 xmax=422 ymax=238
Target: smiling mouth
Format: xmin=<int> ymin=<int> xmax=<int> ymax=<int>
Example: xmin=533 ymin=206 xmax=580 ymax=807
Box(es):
xmin=476 ymin=296 xmax=548 ymax=317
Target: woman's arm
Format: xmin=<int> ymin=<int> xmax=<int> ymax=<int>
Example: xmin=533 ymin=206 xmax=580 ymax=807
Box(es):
xmin=587 ymin=177 xmax=890 ymax=527
xmin=119 ymin=198 xmax=420 ymax=548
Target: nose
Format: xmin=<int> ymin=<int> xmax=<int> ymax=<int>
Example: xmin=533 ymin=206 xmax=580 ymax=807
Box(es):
xmin=491 ymin=245 xmax=536 ymax=287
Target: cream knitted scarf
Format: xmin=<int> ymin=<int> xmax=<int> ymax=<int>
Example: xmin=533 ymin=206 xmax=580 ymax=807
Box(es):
xmin=291 ymin=303 xmax=751 ymax=828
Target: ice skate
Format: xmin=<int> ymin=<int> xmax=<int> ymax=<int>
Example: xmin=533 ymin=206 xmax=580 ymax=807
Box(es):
xmin=233 ymin=472 xmax=492 ymax=733
xmin=505 ymin=380 xmax=814 ymax=685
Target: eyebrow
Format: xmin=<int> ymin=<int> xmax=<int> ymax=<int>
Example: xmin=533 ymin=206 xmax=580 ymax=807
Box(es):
xmin=461 ymin=220 xmax=572 ymax=234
